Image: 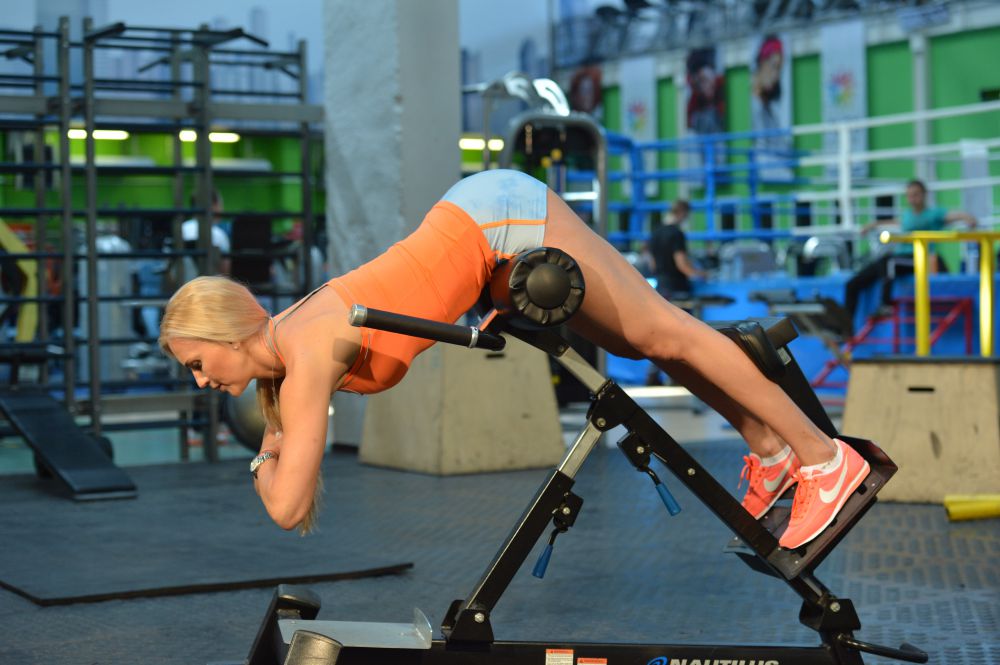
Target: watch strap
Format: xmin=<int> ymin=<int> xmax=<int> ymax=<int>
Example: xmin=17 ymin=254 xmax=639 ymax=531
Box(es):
xmin=250 ymin=449 xmax=278 ymax=479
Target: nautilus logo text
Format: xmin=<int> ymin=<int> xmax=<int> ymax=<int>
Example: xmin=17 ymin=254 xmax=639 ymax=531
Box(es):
xmin=646 ymin=658 xmax=780 ymax=665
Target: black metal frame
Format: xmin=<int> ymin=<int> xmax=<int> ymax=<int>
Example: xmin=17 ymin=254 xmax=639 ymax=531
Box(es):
xmin=0 ymin=17 xmax=323 ymax=467
xmin=245 ymin=308 xmax=927 ymax=665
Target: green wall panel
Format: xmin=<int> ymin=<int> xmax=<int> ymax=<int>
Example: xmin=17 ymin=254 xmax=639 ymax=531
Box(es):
xmin=793 ymin=54 xmax=823 ymax=186
xmin=864 ymin=41 xmax=913 ymax=183
xmin=725 ymin=66 xmax=751 ymax=135
xmin=656 ymin=76 xmax=678 ymax=206
xmin=929 ymin=27 xmax=1000 ymax=209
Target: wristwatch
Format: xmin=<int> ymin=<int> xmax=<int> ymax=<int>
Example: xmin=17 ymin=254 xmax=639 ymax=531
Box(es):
xmin=250 ymin=450 xmax=278 ymax=479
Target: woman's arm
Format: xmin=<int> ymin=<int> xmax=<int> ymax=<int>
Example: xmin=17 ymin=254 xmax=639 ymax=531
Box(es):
xmin=945 ymin=210 xmax=977 ymax=227
xmin=253 ymin=354 xmax=344 ymax=530
xmin=252 ymin=427 xmax=283 ymax=496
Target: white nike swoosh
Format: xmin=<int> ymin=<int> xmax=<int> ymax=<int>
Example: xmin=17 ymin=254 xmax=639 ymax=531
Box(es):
xmin=819 ymin=458 xmax=850 ymax=503
xmin=763 ymin=459 xmax=793 ymax=492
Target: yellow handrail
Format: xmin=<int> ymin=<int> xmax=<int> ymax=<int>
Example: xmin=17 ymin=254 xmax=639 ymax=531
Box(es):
xmin=880 ymin=230 xmax=1000 ymax=356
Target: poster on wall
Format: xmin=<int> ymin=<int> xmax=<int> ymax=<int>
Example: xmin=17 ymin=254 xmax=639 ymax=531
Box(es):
xmin=568 ymin=64 xmax=603 ymax=120
xmin=820 ymin=20 xmax=868 ymax=180
xmin=619 ymin=54 xmax=658 ymax=197
xmin=685 ymin=46 xmax=726 ymax=178
xmin=750 ymin=33 xmax=794 ymax=182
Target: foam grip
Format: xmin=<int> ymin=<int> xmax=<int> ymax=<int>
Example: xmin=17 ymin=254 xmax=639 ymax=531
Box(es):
xmin=489 ymin=247 xmax=585 ymax=328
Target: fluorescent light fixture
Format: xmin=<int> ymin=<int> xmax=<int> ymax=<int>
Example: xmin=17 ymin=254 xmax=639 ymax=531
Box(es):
xmin=459 ymin=137 xmax=504 ymax=152
xmin=178 ymin=130 xmax=241 ymax=143
xmin=208 ymin=131 xmax=240 ymax=143
xmin=94 ymin=129 xmax=129 ymax=140
xmin=67 ymin=129 xmax=130 ymax=140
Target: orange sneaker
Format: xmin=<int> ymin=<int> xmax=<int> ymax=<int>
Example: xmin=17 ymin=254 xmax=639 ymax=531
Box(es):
xmin=739 ymin=449 xmax=800 ymax=519
xmin=779 ymin=439 xmax=870 ymax=549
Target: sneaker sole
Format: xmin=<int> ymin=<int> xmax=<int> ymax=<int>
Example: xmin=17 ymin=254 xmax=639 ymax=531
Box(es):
xmin=785 ymin=460 xmax=871 ymax=548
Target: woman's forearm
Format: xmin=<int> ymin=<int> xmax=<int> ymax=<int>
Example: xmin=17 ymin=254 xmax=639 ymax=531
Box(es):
xmin=254 ymin=459 xmax=310 ymax=529
xmin=252 ymin=430 xmax=320 ymax=530
xmin=251 ymin=430 xmax=296 ymax=526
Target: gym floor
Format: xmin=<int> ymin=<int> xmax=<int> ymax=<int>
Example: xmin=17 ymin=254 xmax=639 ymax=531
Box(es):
xmin=0 ymin=400 xmax=997 ymax=665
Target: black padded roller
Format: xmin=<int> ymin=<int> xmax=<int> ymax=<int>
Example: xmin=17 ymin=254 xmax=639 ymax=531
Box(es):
xmin=489 ymin=247 xmax=585 ymax=328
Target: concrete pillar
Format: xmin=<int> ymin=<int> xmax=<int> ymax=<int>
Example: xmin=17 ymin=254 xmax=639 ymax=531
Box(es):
xmin=322 ymin=0 xmax=461 ymax=445
xmin=323 ymin=0 xmax=460 ymax=273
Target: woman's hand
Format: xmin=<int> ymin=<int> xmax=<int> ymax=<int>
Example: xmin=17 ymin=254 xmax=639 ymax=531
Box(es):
xmin=260 ymin=427 xmax=283 ymax=456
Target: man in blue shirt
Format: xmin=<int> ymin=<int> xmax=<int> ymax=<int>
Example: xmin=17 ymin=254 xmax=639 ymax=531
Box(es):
xmin=844 ymin=179 xmax=977 ymax=323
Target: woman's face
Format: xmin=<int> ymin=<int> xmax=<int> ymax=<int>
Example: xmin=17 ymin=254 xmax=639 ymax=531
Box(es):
xmin=168 ymin=337 xmax=251 ymax=396
xmin=758 ymin=52 xmax=782 ymax=91
xmin=694 ymin=66 xmax=717 ymax=97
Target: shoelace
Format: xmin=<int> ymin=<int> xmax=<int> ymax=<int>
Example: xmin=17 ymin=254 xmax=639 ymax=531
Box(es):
xmin=738 ymin=455 xmax=761 ymax=492
xmin=789 ymin=470 xmax=816 ymax=520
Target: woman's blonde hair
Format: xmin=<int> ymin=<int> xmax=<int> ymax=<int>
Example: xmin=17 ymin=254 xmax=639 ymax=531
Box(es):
xmin=159 ymin=275 xmax=324 ymax=534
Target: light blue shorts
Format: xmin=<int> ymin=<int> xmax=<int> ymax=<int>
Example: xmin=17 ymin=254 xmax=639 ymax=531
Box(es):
xmin=441 ymin=169 xmax=548 ymax=258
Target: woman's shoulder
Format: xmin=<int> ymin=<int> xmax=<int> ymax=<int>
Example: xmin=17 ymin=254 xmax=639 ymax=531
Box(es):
xmin=275 ymin=286 xmax=360 ymax=366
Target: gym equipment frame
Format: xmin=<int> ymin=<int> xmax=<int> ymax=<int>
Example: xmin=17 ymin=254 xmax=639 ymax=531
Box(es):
xmin=245 ymin=248 xmax=927 ymax=665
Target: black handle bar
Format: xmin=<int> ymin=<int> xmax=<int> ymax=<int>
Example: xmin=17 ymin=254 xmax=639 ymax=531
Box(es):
xmin=349 ymin=305 xmax=506 ymax=352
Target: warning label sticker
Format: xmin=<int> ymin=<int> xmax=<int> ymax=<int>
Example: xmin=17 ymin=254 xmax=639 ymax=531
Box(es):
xmin=545 ymin=648 xmax=574 ymax=665
xmin=577 ymin=658 xmax=608 ymax=665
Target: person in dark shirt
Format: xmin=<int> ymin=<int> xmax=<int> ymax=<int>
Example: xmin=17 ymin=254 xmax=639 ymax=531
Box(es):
xmin=646 ymin=199 xmax=707 ymax=298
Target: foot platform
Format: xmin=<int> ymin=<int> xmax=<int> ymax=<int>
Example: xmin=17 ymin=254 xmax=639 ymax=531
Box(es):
xmin=726 ymin=435 xmax=897 ymax=580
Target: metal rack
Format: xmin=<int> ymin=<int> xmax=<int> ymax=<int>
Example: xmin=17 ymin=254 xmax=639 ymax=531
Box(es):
xmin=0 ymin=19 xmax=72 ymax=393
xmin=0 ymin=17 xmax=324 ymax=462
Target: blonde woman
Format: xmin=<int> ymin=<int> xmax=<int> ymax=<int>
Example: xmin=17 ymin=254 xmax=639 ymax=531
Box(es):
xmin=160 ymin=169 xmax=868 ymax=548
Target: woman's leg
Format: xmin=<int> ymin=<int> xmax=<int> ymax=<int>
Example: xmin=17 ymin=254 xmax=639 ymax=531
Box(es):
xmin=578 ymin=317 xmax=786 ymax=458
xmin=662 ymin=361 xmax=787 ymax=457
xmin=542 ymin=191 xmax=835 ymax=465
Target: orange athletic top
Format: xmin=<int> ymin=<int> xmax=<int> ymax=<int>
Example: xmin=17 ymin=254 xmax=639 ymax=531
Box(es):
xmin=324 ymin=200 xmax=498 ymax=394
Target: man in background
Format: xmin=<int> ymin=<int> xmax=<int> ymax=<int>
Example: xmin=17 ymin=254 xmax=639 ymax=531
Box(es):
xmin=646 ymin=199 xmax=707 ymax=299
xmin=845 ymin=178 xmax=977 ymax=323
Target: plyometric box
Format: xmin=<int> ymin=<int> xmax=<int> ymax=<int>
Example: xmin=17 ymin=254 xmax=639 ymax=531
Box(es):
xmin=359 ymin=336 xmax=565 ymax=475
xmin=843 ymin=357 xmax=1000 ymax=503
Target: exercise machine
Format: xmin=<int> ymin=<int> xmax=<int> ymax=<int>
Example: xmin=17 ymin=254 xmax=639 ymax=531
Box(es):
xmin=750 ymin=289 xmax=854 ymax=366
xmin=244 ymin=247 xmax=927 ymax=665
xmin=0 ymin=344 xmax=137 ymax=500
